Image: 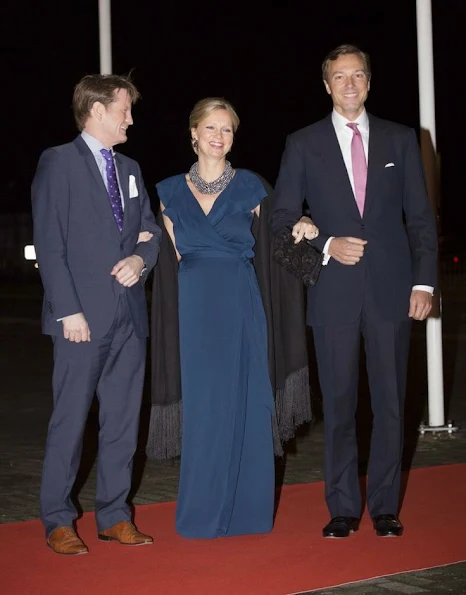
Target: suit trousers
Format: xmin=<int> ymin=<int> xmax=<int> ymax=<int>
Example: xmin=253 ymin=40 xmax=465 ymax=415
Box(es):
xmin=312 ymin=282 xmax=412 ymax=520
xmin=40 ymin=294 xmax=146 ymax=536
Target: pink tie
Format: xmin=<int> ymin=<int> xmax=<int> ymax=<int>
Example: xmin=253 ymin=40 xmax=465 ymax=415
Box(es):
xmin=346 ymin=122 xmax=367 ymax=217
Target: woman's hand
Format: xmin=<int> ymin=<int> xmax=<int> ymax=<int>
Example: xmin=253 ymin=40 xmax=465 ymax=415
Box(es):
xmin=291 ymin=216 xmax=319 ymax=244
xmin=137 ymin=231 xmax=153 ymax=244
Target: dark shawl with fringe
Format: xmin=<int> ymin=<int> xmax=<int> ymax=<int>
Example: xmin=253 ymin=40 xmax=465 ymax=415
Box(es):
xmin=146 ymin=175 xmax=311 ymax=460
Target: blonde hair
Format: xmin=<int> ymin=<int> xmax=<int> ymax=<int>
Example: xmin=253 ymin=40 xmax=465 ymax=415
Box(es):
xmin=189 ymin=97 xmax=240 ymax=154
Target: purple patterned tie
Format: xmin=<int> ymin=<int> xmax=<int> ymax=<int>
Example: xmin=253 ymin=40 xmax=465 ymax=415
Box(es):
xmin=100 ymin=148 xmax=124 ymax=232
xmin=346 ymin=123 xmax=367 ymax=217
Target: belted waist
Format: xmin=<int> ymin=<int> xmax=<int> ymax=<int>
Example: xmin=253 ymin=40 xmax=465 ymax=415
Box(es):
xmin=181 ymin=251 xmax=253 ymax=264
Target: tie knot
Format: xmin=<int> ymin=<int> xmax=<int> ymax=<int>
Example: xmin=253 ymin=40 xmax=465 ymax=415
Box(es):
xmin=346 ymin=122 xmax=360 ymax=134
xmin=100 ymin=148 xmax=113 ymax=161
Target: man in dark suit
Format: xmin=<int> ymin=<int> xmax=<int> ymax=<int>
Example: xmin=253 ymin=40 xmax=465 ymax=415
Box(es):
xmin=32 ymin=74 xmax=162 ymax=555
xmin=270 ymin=45 xmax=437 ymax=538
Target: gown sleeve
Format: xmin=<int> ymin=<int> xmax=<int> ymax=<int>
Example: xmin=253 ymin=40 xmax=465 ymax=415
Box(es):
xmin=237 ymin=169 xmax=268 ymax=211
xmin=155 ymin=176 xmax=178 ymax=223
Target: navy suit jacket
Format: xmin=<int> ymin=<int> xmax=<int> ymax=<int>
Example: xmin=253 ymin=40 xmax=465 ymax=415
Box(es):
xmin=32 ymin=135 xmax=162 ymax=338
xmin=271 ymin=113 xmax=438 ymax=326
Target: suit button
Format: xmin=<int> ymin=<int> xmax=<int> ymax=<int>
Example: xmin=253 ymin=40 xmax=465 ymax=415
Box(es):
xmin=361 ymin=224 xmax=365 ymax=230
xmin=120 ymin=244 xmax=124 ymax=251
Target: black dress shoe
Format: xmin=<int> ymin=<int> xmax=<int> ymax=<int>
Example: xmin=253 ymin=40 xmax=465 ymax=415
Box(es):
xmin=373 ymin=514 xmax=403 ymax=537
xmin=322 ymin=516 xmax=360 ymax=538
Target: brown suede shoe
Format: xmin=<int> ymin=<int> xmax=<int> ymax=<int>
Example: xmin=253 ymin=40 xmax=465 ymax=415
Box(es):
xmin=47 ymin=526 xmax=88 ymax=555
xmin=98 ymin=521 xmax=153 ymax=546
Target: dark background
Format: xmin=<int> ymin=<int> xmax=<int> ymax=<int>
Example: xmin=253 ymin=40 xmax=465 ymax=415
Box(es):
xmin=1 ymin=0 xmax=463 ymax=238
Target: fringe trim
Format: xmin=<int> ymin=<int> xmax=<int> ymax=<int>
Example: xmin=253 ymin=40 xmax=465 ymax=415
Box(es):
xmin=146 ymin=366 xmax=311 ymax=460
xmin=145 ymin=401 xmax=182 ymax=460
xmin=273 ymin=365 xmax=312 ymax=456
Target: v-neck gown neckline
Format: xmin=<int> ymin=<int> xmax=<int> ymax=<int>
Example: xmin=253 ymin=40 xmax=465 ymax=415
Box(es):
xmin=183 ymin=173 xmax=234 ymax=218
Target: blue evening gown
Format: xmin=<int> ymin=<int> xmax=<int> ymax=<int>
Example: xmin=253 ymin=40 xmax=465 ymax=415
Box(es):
xmin=157 ymin=169 xmax=275 ymax=538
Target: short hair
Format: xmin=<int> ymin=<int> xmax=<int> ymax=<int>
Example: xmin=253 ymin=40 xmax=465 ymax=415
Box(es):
xmin=72 ymin=74 xmax=140 ymax=131
xmin=322 ymin=44 xmax=371 ymax=82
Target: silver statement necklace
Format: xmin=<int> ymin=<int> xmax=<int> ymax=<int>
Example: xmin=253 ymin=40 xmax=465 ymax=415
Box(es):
xmin=189 ymin=161 xmax=234 ymax=195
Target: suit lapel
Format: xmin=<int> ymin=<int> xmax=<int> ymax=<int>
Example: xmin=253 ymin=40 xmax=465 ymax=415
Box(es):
xmin=365 ymin=114 xmax=390 ymax=217
xmin=114 ymin=153 xmax=131 ymax=234
xmin=74 ymin=136 xmax=121 ymax=237
xmin=115 ymin=153 xmax=129 ymax=205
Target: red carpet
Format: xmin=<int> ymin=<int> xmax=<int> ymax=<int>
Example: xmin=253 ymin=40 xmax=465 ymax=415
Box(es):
xmin=2 ymin=464 xmax=465 ymax=595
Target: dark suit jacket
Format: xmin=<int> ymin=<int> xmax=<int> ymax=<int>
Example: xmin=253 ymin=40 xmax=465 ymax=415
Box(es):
xmin=32 ymin=135 xmax=162 ymax=338
xmin=270 ymin=113 xmax=438 ymax=326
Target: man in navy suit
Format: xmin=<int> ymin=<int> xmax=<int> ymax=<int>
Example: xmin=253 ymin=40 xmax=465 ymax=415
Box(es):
xmin=271 ymin=45 xmax=437 ymax=538
xmin=32 ymin=74 xmax=162 ymax=554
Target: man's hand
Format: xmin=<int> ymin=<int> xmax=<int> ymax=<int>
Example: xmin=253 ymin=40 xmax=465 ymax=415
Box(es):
xmin=292 ymin=216 xmax=319 ymax=244
xmin=328 ymin=237 xmax=367 ymax=265
xmin=137 ymin=231 xmax=153 ymax=244
xmin=62 ymin=313 xmax=91 ymax=342
xmin=111 ymin=255 xmax=144 ymax=287
xmin=409 ymin=290 xmax=432 ymax=321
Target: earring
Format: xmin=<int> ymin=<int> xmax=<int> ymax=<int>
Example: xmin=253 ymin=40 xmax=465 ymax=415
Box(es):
xmin=191 ymin=138 xmax=198 ymax=149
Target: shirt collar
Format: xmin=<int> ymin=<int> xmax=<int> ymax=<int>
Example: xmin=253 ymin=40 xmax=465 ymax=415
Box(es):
xmin=332 ymin=108 xmax=369 ymax=134
xmin=81 ymin=130 xmax=115 ymax=155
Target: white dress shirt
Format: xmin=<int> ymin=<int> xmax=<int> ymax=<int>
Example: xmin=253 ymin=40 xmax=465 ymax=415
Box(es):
xmin=332 ymin=108 xmax=370 ymax=196
xmin=321 ymin=109 xmax=433 ymax=295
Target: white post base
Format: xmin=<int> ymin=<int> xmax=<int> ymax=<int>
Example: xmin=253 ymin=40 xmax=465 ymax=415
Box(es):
xmin=419 ymin=420 xmax=459 ymax=435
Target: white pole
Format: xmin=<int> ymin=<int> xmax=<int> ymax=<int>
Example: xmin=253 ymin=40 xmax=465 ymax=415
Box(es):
xmin=416 ymin=0 xmax=445 ymax=427
xmin=99 ymin=0 xmax=112 ymax=74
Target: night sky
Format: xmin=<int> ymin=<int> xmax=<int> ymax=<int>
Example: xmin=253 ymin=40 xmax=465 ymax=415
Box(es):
xmin=2 ymin=0 xmax=464 ymax=236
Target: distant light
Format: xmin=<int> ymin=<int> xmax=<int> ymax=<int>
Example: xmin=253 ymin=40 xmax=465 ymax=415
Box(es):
xmin=453 ymin=256 xmax=460 ymax=264
xmin=24 ymin=245 xmax=36 ymax=260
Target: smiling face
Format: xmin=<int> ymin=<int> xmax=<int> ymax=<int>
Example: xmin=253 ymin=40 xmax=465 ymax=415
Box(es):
xmin=191 ymin=109 xmax=234 ymax=160
xmin=324 ymin=53 xmax=370 ymax=120
xmin=90 ymin=88 xmax=133 ymax=148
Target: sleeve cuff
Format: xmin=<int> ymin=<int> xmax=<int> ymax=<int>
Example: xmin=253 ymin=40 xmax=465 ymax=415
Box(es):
xmin=412 ymin=285 xmax=434 ymax=295
xmin=322 ymin=237 xmax=335 ymax=265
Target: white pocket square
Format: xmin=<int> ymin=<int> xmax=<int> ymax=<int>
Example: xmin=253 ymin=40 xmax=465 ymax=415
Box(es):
xmin=385 ymin=162 xmax=395 ymax=168
xmin=129 ymin=175 xmax=138 ymax=198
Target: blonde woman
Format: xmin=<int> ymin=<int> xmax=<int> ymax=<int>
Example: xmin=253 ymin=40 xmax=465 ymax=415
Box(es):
xmin=148 ymin=98 xmax=315 ymax=539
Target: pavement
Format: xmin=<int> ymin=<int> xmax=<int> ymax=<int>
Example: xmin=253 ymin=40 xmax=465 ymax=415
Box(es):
xmin=1 ymin=270 xmax=466 ymax=594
